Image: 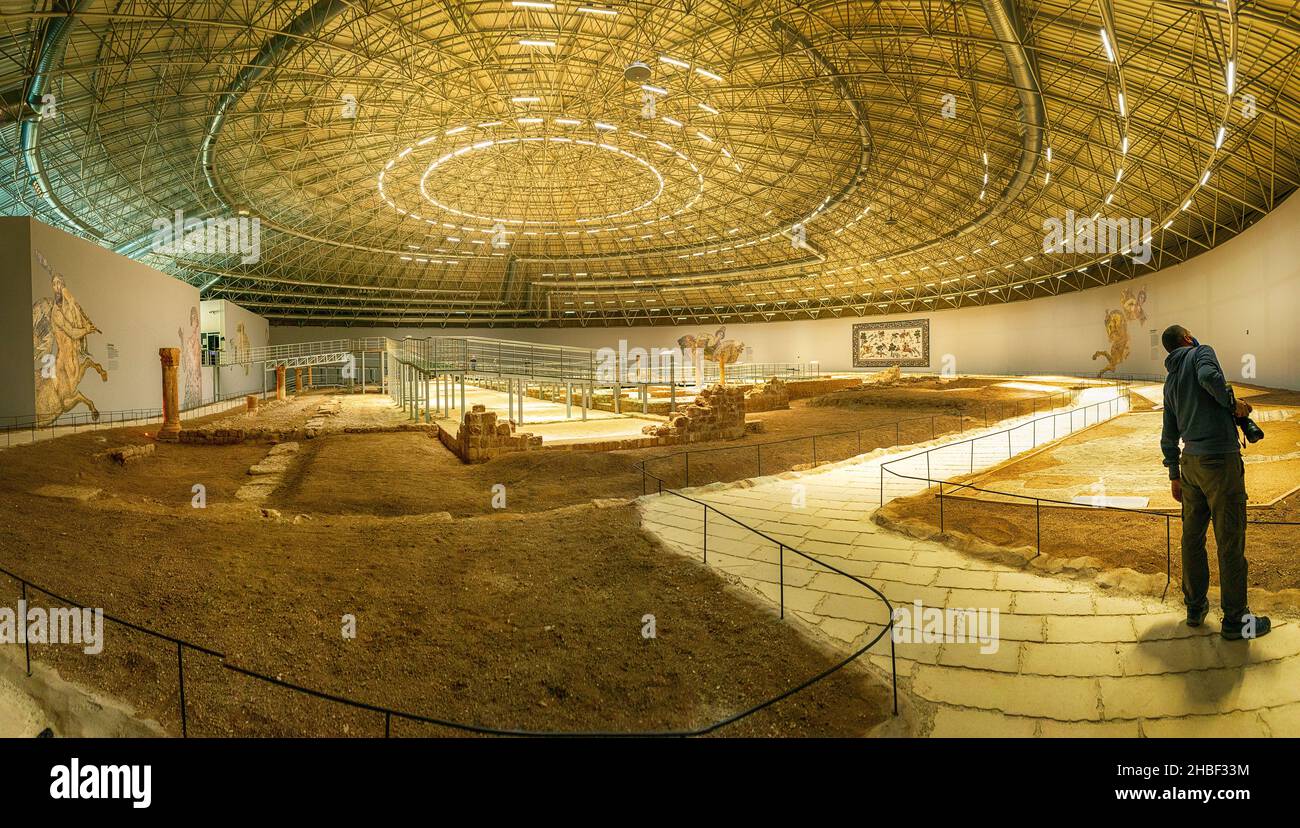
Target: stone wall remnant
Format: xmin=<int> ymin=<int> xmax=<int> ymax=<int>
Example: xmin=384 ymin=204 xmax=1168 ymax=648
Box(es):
xmin=640 ymin=384 xmax=746 ymax=443
xmin=743 ymin=378 xmax=790 ymax=412
xmin=442 ymin=404 xmax=541 ymax=463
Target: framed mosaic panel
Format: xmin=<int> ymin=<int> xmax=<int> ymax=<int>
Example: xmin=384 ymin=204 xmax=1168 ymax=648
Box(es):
xmin=851 ymin=319 xmax=930 ymax=368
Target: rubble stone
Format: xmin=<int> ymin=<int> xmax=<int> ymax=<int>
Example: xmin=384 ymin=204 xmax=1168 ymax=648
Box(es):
xmin=744 ymin=378 xmax=790 ymax=412
xmin=442 ymin=406 xmax=543 ymax=463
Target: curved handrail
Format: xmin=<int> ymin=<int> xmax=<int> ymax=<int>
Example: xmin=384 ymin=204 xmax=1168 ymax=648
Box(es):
xmin=632 ymin=386 xmax=1082 ymax=491
xmin=876 ymin=385 xmax=1300 ymax=598
xmin=632 ymin=461 xmax=900 ymax=721
xmin=0 ymin=497 xmax=897 ymax=735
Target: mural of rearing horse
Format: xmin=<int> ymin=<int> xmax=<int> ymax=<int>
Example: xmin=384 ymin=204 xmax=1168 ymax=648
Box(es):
xmin=32 ymin=270 xmax=109 ymax=427
xmin=1090 ymin=287 xmax=1147 ymax=377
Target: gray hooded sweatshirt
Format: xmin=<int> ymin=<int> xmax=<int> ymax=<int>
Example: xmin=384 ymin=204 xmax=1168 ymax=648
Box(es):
xmin=1160 ymin=343 xmax=1240 ymax=480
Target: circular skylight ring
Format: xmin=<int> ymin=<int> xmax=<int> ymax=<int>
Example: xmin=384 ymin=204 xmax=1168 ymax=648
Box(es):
xmin=418 ymin=136 xmax=665 ymax=225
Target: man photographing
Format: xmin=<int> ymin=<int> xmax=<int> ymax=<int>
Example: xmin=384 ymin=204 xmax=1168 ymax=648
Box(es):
xmin=1159 ymin=324 xmax=1269 ymax=640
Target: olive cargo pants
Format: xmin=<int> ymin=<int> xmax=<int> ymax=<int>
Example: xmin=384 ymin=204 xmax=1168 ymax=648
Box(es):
xmin=1179 ymin=452 xmax=1249 ymax=622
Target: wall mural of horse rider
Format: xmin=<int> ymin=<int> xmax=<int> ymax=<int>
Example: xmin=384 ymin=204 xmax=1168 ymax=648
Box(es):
xmin=31 ymin=250 xmax=109 ymax=427
xmin=1091 ymin=287 xmax=1148 ymax=377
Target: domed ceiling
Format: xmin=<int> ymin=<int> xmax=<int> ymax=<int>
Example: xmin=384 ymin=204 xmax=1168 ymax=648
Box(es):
xmin=1 ymin=0 xmax=1297 ymax=326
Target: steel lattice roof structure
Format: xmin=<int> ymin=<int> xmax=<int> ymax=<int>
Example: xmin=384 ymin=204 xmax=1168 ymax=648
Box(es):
xmin=1 ymin=0 xmax=1298 ymax=327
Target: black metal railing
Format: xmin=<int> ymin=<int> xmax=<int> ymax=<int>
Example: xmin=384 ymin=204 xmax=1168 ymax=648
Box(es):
xmin=0 ymin=520 xmax=896 ymax=735
xmin=637 ymin=387 xmax=1084 ymax=493
xmin=620 ymin=383 xmax=1140 ymax=722
xmin=0 ymin=388 xmax=276 ymax=448
xmin=630 ymin=477 xmax=898 ymax=720
xmin=878 ymin=385 xmax=1300 ymax=598
xmin=0 ymin=563 xmax=222 ymax=737
xmin=878 ymin=384 xmax=1131 ymax=506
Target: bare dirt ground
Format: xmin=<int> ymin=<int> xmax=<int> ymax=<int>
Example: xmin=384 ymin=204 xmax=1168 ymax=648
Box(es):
xmin=881 ymin=398 xmax=1300 ymax=594
xmin=640 ymin=378 xmax=1091 ymax=491
xmin=958 ymin=410 xmax=1300 ymax=509
xmin=882 ymin=490 xmax=1300 ymax=594
xmin=0 ymin=403 xmax=912 ymax=736
xmin=0 ymin=377 xmax=1101 ymax=737
xmin=0 ymin=489 xmax=891 ymax=737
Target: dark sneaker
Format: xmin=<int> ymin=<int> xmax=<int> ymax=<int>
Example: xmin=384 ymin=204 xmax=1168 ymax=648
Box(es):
xmin=1186 ymin=605 xmax=1209 ymax=627
xmin=1222 ymin=614 xmax=1272 ymax=640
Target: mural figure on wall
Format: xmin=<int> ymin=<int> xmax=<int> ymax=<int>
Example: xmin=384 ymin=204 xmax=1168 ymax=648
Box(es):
xmin=179 ymin=306 xmax=202 ymax=409
xmin=700 ymin=329 xmax=746 ymax=385
xmin=852 ymin=319 xmax=930 ymax=368
xmin=677 ymin=326 xmax=726 ymax=384
xmin=1091 ymin=287 xmax=1148 ymax=376
xmin=233 ymin=322 xmax=252 ymax=376
xmin=31 ymin=257 xmax=109 ymax=426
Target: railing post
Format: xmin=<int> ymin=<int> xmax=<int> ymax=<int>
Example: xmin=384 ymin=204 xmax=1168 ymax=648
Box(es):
xmin=756 ymin=444 xmax=762 ymax=476
xmin=778 ymin=544 xmax=784 ymax=619
xmin=1035 ymin=499 xmax=1041 ymax=557
xmin=177 ymin=642 xmax=188 ymax=738
xmin=703 ymin=507 xmax=708 ymax=564
xmin=684 ymin=452 xmax=690 ymax=487
xmin=890 ymin=631 xmax=898 ymax=715
xmin=938 ymin=481 xmax=944 ymax=531
xmin=21 ymin=581 xmax=31 ymax=676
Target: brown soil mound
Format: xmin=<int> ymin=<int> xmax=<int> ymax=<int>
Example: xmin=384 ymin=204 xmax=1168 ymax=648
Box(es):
xmin=0 ymin=426 xmax=893 ymax=735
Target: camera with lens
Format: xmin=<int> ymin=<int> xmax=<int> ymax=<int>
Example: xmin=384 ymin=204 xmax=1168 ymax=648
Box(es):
xmin=1236 ymin=414 xmax=1265 ymax=444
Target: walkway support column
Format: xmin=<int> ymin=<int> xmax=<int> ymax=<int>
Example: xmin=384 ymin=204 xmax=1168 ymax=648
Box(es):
xmin=157 ymin=348 xmax=182 ymax=442
xmin=670 ymin=357 xmax=676 ymax=411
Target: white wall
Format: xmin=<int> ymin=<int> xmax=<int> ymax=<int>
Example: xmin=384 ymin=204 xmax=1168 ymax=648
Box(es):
xmin=273 ymin=189 xmax=1300 ymax=389
xmin=214 ymin=299 xmax=271 ymax=397
xmin=20 ymin=218 xmax=202 ymax=422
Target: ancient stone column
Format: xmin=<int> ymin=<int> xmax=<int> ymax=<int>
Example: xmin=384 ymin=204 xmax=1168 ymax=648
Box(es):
xmin=157 ymin=347 xmax=182 ymax=442
xmin=308 ymin=367 xmax=314 ymax=388
xmin=294 ymin=367 xmax=303 ymax=395
xmin=246 ymin=394 xmax=258 ymax=413
xmin=275 ymin=365 xmax=286 ymax=401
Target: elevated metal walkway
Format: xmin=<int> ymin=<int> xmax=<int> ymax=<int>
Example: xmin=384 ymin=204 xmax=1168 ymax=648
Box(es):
xmin=218 ymin=337 xmax=389 ymax=369
xmin=213 ymin=333 xmax=819 ymax=427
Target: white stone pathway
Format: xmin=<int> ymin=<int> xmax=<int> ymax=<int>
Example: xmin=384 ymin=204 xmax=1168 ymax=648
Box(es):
xmin=639 ymin=387 xmax=1300 ymax=736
